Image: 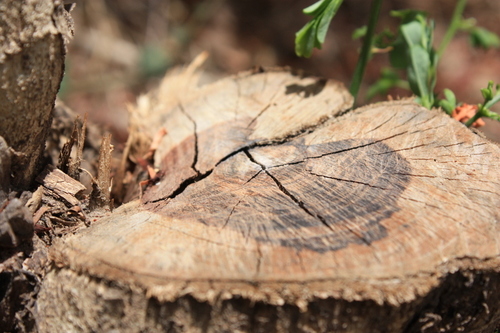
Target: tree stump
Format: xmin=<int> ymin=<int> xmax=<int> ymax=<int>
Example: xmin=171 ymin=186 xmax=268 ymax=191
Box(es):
xmin=0 ymin=2 xmax=73 ymax=331
xmin=36 ymin=68 xmax=500 ymax=332
xmin=0 ymin=0 xmax=73 ymax=189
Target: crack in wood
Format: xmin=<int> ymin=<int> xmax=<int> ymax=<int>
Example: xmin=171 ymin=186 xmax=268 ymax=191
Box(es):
xmin=449 ymin=162 xmax=493 ymax=166
xmin=403 ymin=187 xmax=487 ymax=214
xmin=438 ymin=142 xmax=466 ymax=148
xmin=178 ymin=103 xmax=200 ymax=175
xmin=408 ymin=124 xmax=448 ymax=134
xmin=467 ymin=188 xmax=500 ymax=196
xmin=214 ymin=116 xmax=338 ymax=170
xmin=395 ymin=173 xmax=437 ymax=178
xmin=246 ymin=103 xmax=272 ymax=128
xmin=145 ymin=121 xmax=329 ymax=205
xmin=393 ymin=113 xmax=422 ymax=129
xmin=246 ymin=79 xmax=282 ymax=128
xmin=366 ymin=113 xmax=397 ymax=133
xmin=243 ymin=149 xmax=338 ymax=236
xmin=407 ymin=114 xmax=440 ymax=128
xmin=263 ymin=132 xmax=409 ymax=170
xmin=223 ymin=200 xmax=242 ymax=229
xmin=147 ymin=169 xmax=213 ymax=204
xmin=304 ymin=131 xmax=410 ymax=161
xmin=408 ymin=158 xmax=438 ymax=161
xmin=244 ymin=170 xmax=263 ymax=184
xmin=470 ymin=152 xmax=493 ymax=156
xmin=147 ymin=136 xmax=413 ymax=253
xmin=371 ymin=143 xmax=428 ymax=155
xmin=307 ymin=171 xmax=388 ymax=190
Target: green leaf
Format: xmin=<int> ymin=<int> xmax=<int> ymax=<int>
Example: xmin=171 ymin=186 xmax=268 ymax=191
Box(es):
xmin=483 ymin=81 xmax=500 ymax=109
xmin=407 ymin=45 xmax=431 ymax=100
xmin=481 ymin=81 xmax=494 ymax=100
xmin=352 ymin=26 xmax=367 ymax=40
xmin=443 ymin=88 xmax=456 ymax=105
xmin=401 ymin=21 xmax=425 ymax=47
xmin=295 ymin=20 xmax=320 ymax=57
xmin=469 ymin=27 xmax=500 ymax=49
xmin=439 ymin=100 xmax=455 ymax=114
xmin=389 ymin=36 xmax=409 ymax=68
xmin=317 ymin=0 xmax=343 ymax=44
xmin=295 ymin=0 xmax=344 ymax=57
xmin=390 ymin=17 xmax=428 ymax=69
xmin=303 ymin=0 xmax=328 ymax=15
xmin=438 ymin=89 xmax=457 ymax=114
xmin=389 ymin=12 xmax=437 ymax=108
xmin=390 ymin=9 xmax=427 ymax=24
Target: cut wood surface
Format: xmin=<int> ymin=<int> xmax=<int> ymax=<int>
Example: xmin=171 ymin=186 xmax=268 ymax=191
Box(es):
xmin=37 ymin=68 xmax=500 ymax=332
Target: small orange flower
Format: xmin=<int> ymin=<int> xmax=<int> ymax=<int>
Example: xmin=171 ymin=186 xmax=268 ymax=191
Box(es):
xmin=451 ymin=103 xmax=485 ymax=128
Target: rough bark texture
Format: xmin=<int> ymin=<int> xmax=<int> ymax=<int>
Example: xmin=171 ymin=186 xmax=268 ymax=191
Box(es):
xmin=0 ymin=1 xmax=73 ymax=331
xmin=36 ymin=67 xmax=500 ymax=332
xmin=0 ymin=0 xmax=72 ymax=189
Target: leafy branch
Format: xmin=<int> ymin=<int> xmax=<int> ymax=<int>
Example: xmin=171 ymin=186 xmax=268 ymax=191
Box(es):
xmin=465 ymin=82 xmax=500 ymax=127
xmin=295 ymin=0 xmax=500 ymax=127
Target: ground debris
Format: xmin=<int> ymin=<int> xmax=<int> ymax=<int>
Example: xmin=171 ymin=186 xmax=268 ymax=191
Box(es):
xmin=33 ymin=165 xmax=90 ymax=244
xmin=46 ymin=99 xmax=103 ymax=194
xmin=90 ymin=133 xmax=114 ymax=210
xmin=36 ymin=165 xmax=86 ymax=207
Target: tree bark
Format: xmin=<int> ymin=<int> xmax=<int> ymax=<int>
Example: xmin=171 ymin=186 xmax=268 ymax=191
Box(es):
xmin=36 ymin=68 xmax=500 ymax=332
xmin=0 ymin=1 xmax=73 ymax=331
xmin=0 ymin=0 xmax=72 ymax=189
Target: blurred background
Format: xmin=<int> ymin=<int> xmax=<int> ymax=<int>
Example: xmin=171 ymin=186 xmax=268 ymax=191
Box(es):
xmin=60 ymin=0 xmax=500 ymax=145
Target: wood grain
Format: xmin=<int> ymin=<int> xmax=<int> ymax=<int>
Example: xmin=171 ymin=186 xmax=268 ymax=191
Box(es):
xmin=51 ymin=100 xmax=500 ymax=283
xmin=36 ymin=165 xmax=86 ymax=207
xmin=139 ymin=68 xmax=353 ymax=203
xmin=37 ymin=69 xmax=500 ymax=332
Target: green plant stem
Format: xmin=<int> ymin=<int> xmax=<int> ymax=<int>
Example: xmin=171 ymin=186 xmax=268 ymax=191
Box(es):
xmin=349 ymin=0 xmax=383 ymax=104
xmin=465 ymin=108 xmax=484 ymax=127
xmin=465 ymin=107 xmax=500 ymax=127
xmin=437 ymin=0 xmax=467 ymax=57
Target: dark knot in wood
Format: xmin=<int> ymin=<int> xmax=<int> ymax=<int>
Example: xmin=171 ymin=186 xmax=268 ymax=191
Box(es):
xmin=252 ymin=138 xmax=412 ymax=252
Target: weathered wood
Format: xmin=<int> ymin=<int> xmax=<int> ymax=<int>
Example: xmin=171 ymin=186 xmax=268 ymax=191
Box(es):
xmin=36 ymin=68 xmax=500 ymax=332
xmin=0 ymin=2 xmax=74 ymax=331
xmin=89 ymin=133 xmax=113 ymax=210
xmin=36 ymin=165 xmax=86 ymax=207
xmin=0 ymin=136 xmax=11 ymax=200
xmin=137 ymin=67 xmax=352 ymax=204
xmin=0 ymin=0 xmax=72 ymax=188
